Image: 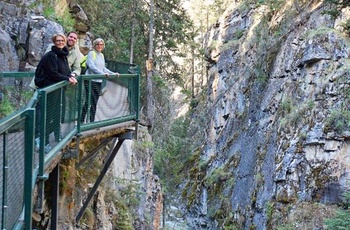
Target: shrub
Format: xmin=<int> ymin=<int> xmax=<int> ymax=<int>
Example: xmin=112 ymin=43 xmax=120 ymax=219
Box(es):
xmin=324 ymin=210 xmax=350 ymax=229
xmin=324 ymin=109 xmax=350 ymax=135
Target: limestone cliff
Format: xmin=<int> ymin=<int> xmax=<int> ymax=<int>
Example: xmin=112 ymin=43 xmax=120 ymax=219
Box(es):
xmin=182 ymin=1 xmax=350 ymax=229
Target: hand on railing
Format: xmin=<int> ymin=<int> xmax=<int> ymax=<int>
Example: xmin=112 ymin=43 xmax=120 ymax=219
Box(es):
xmin=68 ymin=76 xmax=78 ymax=85
xmin=105 ymin=72 xmax=120 ymax=78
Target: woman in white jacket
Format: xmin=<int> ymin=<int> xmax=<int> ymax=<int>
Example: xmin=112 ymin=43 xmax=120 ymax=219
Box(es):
xmin=81 ymin=38 xmax=119 ymax=122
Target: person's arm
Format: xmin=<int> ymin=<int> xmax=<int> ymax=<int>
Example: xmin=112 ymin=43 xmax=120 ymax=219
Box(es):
xmin=103 ymin=66 xmax=116 ymax=75
xmin=69 ymin=50 xmax=81 ymax=76
xmin=101 ymin=55 xmax=119 ymax=77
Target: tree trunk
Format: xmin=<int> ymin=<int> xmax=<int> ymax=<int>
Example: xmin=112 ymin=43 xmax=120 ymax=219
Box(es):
xmin=146 ymin=0 xmax=155 ymax=131
xmin=130 ymin=0 xmax=136 ymax=64
xmin=191 ymin=27 xmax=195 ymax=98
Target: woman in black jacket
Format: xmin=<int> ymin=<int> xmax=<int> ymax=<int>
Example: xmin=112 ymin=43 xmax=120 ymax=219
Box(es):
xmin=35 ymin=33 xmax=77 ymax=153
xmin=35 ymin=33 xmax=77 ymax=87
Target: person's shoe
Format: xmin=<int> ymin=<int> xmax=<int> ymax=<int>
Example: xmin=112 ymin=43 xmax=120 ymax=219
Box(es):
xmin=45 ymin=144 xmax=52 ymax=153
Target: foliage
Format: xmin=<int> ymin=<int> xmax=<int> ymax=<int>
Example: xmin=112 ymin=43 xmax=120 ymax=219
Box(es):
xmin=0 ymin=99 xmax=14 ymax=118
xmin=324 ymin=210 xmax=350 ymax=229
xmin=114 ymin=199 xmax=134 ymax=230
xmin=323 ymin=0 xmax=350 ymax=18
xmin=81 ymin=208 xmax=95 ymax=227
xmin=56 ymin=8 xmax=75 ymax=32
xmin=39 ymin=1 xmax=75 ymax=32
xmin=204 ymin=165 xmax=233 ymax=199
xmin=323 ymin=0 xmax=350 ymax=34
xmin=154 ymin=116 xmax=191 ymax=193
xmin=43 ymin=7 xmax=55 ymax=20
xmin=77 ymin=0 xmax=145 ymax=64
xmin=266 ymin=202 xmax=274 ymax=220
xmin=343 ymin=193 xmax=350 ymax=209
xmin=76 ymin=0 xmax=192 ymax=83
xmin=324 ymin=108 xmax=350 ymax=135
xmin=276 ymin=224 xmax=294 ymax=230
xmin=257 ymin=0 xmax=286 ymax=12
xmin=278 ymin=97 xmax=315 ymax=131
xmin=0 ymin=81 xmax=37 ymax=119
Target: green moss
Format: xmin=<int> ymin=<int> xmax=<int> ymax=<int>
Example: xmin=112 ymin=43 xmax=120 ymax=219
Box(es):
xmin=267 ymin=201 xmax=274 ymax=219
xmin=312 ymin=165 xmax=334 ymax=191
xmin=181 ymin=149 xmax=204 ymax=208
xmin=225 ymin=152 xmax=241 ymax=168
xmin=59 ymin=167 xmax=70 ymax=191
xmin=278 ymin=97 xmax=315 ymax=134
xmin=304 ymin=27 xmax=335 ymax=40
xmin=221 ymin=39 xmax=241 ymax=52
xmin=205 ymin=166 xmax=231 ymax=188
xmin=276 ymin=224 xmax=294 ymax=230
xmin=210 ymin=199 xmax=239 ymax=229
xmin=324 ymin=108 xmax=350 ymax=135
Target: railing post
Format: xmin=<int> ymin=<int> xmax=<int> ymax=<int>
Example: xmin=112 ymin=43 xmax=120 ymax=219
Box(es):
xmin=2 ymin=131 xmax=8 ymax=229
xmin=134 ymin=73 xmax=140 ymax=140
xmin=77 ymin=76 xmax=83 ymax=133
xmin=37 ymin=90 xmax=49 ymax=211
xmin=24 ymin=108 xmax=35 ymax=230
xmin=38 ymin=89 xmax=47 ymax=175
xmin=50 ymin=164 xmax=59 ymax=230
xmin=135 ymin=73 xmax=140 ymax=122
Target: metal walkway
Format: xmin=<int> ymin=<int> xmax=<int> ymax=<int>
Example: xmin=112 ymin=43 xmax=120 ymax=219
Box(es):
xmin=0 ymin=62 xmax=140 ymax=229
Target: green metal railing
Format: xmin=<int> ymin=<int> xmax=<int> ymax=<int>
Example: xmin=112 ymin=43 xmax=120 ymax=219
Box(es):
xmin=0 ymin=62 xmax=140 ymax=229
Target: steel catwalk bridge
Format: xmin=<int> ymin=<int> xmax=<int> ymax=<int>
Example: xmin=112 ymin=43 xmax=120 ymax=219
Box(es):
xmin=0 ymin=61 xmax=140 ymax=229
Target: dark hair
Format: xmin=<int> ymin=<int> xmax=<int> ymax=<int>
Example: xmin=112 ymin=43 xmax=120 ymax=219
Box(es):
xmin=67 ymin=31 xmax=78 ymax=37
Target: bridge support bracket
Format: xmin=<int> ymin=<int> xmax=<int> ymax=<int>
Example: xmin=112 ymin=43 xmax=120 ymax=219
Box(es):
xmin=37 ymin=173 xmax=49 ymax=181
xmin=75 ymin=131 xmax=133 ymax=223
xmin=117 ymin=131 xmax=133 ymax=140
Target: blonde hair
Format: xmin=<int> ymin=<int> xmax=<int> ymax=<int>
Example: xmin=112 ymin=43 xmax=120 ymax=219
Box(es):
xmin=92 ymin=38 xmax=105 ymax=49
xmin=51 ymin=33 xmax=67 ymax=43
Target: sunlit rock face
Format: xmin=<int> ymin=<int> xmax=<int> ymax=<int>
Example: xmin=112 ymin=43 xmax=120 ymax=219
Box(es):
xmin=185 ymin=1 xmax=350 ymax=229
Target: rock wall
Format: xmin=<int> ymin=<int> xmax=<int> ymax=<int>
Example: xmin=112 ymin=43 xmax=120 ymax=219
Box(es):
xmin=184 ymin=1 xmax=350 ymax=229
xmin=0 ymin=0 xmax=90 ymax=72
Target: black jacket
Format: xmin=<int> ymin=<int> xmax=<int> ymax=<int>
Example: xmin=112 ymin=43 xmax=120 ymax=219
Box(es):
xmin=36 ymin=46 xmax=71 ymax=88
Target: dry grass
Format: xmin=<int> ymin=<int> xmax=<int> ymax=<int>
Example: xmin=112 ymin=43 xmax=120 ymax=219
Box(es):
xmin=274 ymin=202 xmax=339 ymax=229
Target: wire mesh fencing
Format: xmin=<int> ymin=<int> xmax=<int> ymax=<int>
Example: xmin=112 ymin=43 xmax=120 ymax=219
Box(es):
xmin=0 ymin=73 xmax=36 ymax=120
xmin=78 ymin=73 xmax=139 ymax=131
xmin=35 ymin=84 xmax=78 ymax=153
xmin=0 ymin=110 xmax=36 ymax=229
